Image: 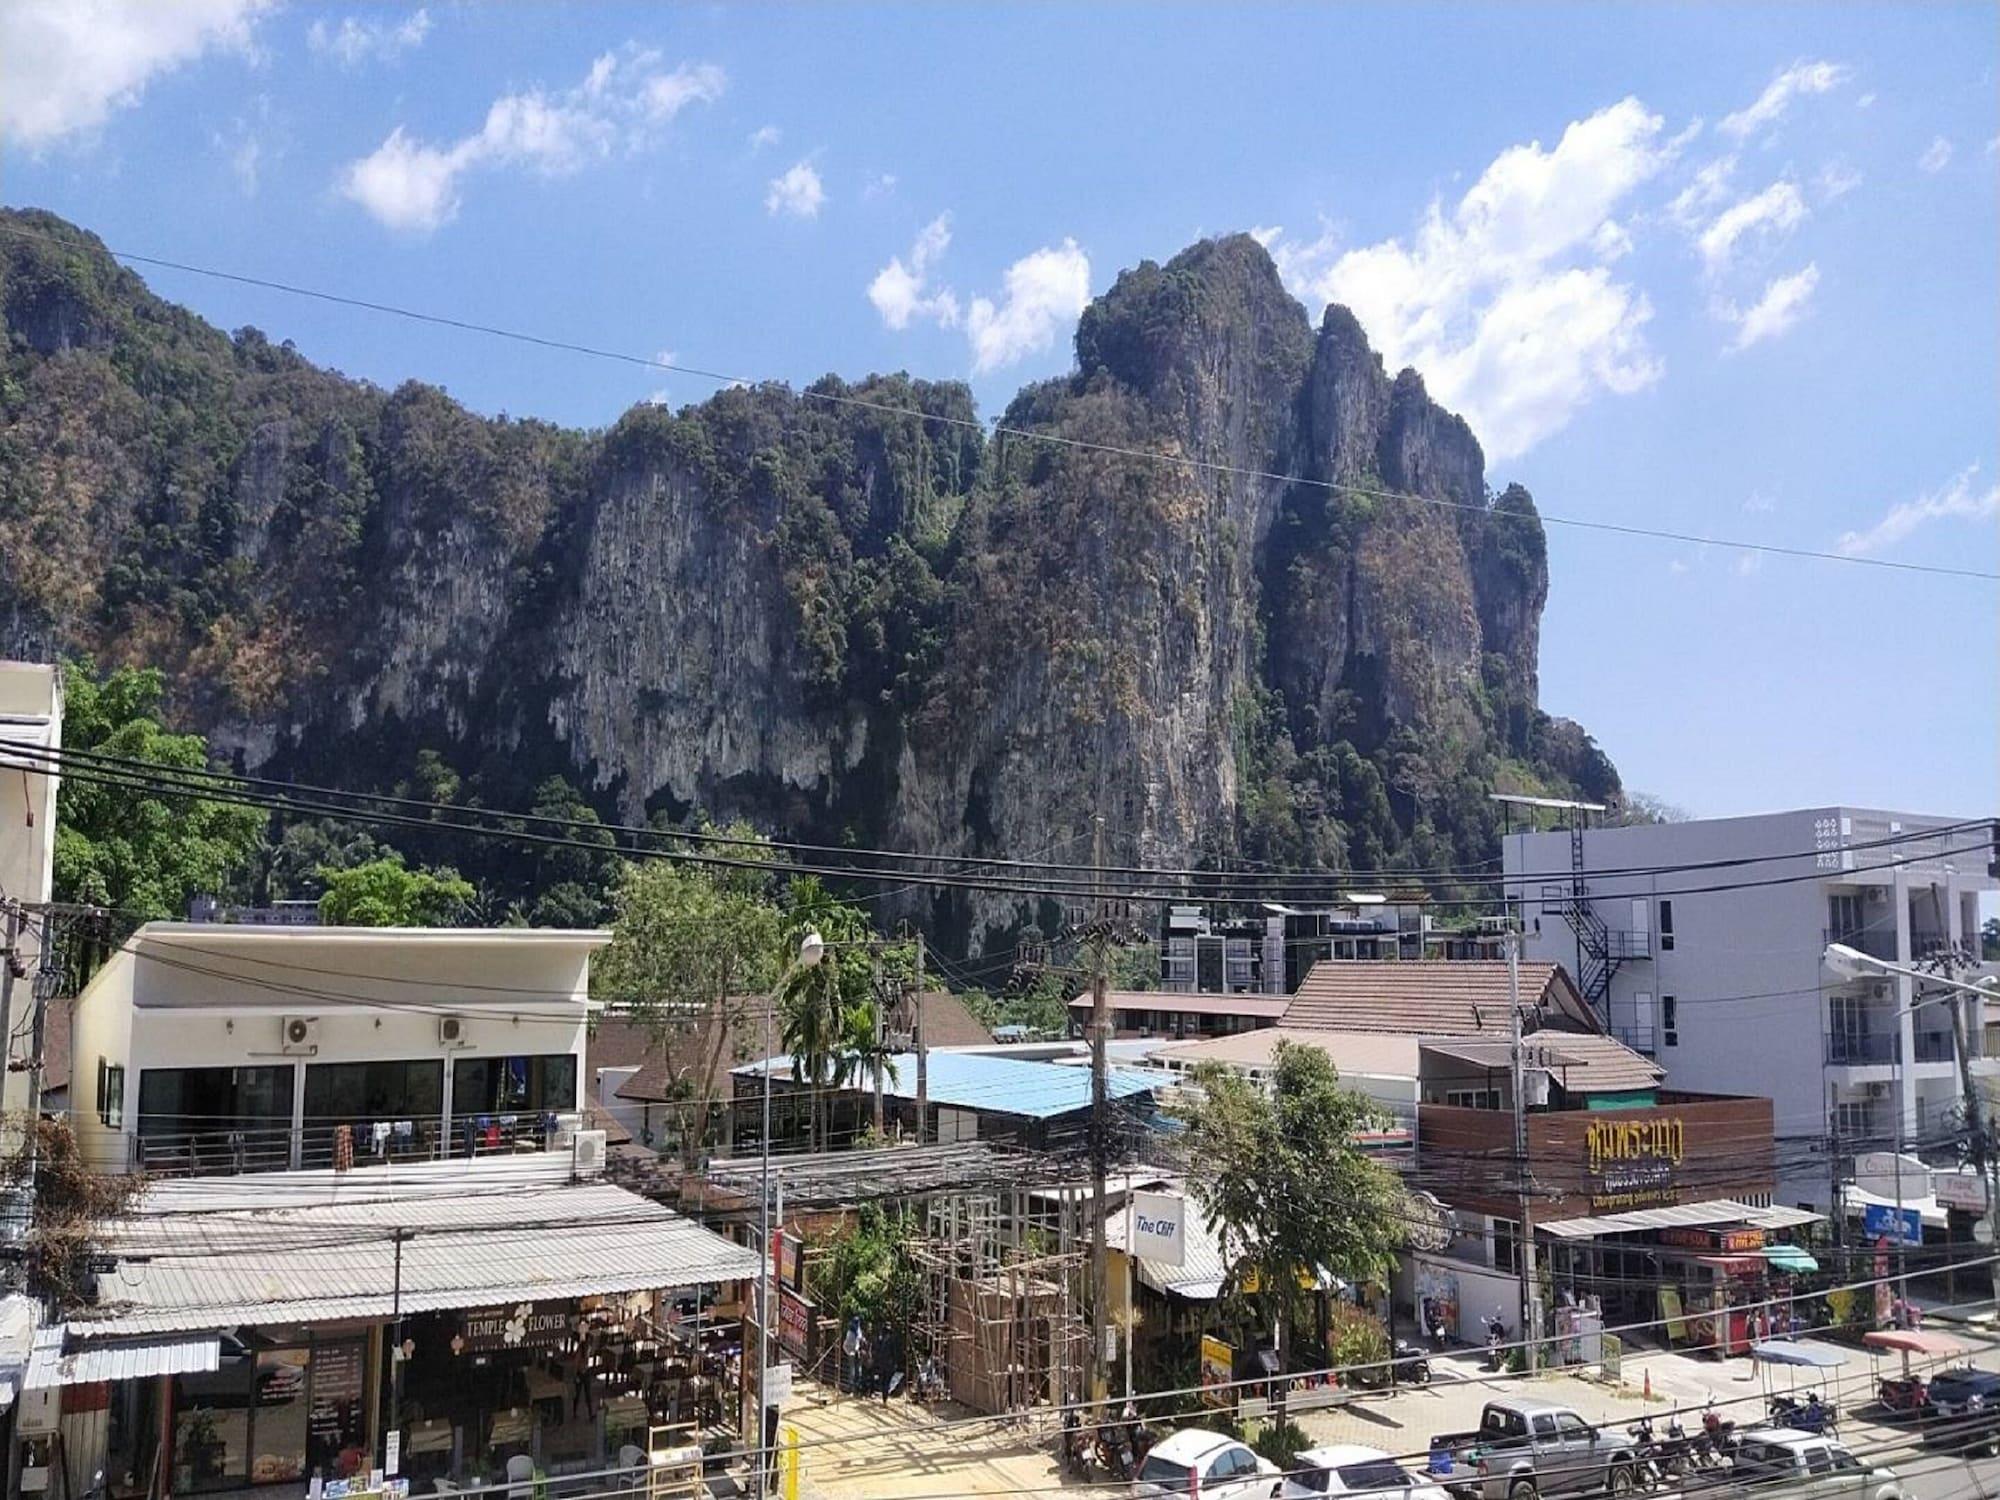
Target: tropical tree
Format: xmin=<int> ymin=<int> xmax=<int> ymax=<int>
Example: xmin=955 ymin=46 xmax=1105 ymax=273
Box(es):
xmin=317 ymin=854 xmax=474 ymax=926
xmin=777 ymin=877 xmax=885 ymax=1151
xmin=592 ymin=843 xmax=785 ymax=1170
xmin=1175 ymin=1042 xmax=1404 ymax=1427
xmin=53 ymin=659 xmax=265 ymax=919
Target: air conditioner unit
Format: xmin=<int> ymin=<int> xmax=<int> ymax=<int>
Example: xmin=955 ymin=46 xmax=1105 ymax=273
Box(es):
xmin=14 ymin=1384 xmax=58 ymax=1436
xmin=550 ymin=1112 xmax=583 ymax=1150
xmin=280 ymin=1017 xmax=319 ymax=1054
xmin=572 ymin=1129 xmax=608 ymax=1178
xmin=438 ymin=1015 xmax=468 ymax=1047
xmin=1867 ymin=1082 xmax=1890 ymax=1098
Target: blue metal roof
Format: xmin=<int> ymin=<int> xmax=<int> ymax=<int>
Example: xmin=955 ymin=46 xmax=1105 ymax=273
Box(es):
xmin=738 ymin=1050 xmax=1162 ymax=1121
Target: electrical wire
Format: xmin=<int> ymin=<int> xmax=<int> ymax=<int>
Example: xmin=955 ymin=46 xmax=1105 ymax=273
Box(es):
xmin=2 ymin=221 xmax=1992 ymax=583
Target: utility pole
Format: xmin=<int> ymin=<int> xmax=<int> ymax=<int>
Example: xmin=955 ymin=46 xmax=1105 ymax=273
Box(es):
xmin=0 ymin=904 xmax=21 ymax=1281
xmin=1506 ymin=923 xmax=1539 ymax=1372
xmin=1087 ymin=816 xmax=1110 ymax=1407
xmin=872 ymin=954 xmax=886 ymax=1137
xmin=1934 ymin=952 xmax=2000 ymax=1309
xmin=913 ymin=932 xmax=927 ymax=1145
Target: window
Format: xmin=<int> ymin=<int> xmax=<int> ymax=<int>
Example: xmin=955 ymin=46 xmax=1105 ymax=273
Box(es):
xmin=1492 ymin=1217 xmax=1520 ymax=1274
xmin=96 ymin=1058 xmax=125 ymax=1128
xmin=1445 ymin=1088 xmax=1502 ymax=1110
xmin=1803 ymin=1448 xmax=1833 ymax=1477
xmin=304 ymin=1060 xmax=443 ymax=1124
xmin=1659 ymin=900 xmax=1674 ymax=951
xmin=1555 ymin=1414 xmax=1592 ymax=1440
xmin=1662 ymin=996 xmax=1678 ymax=1048
xmin=451 ymin=1053 xmax=578 ymax=1115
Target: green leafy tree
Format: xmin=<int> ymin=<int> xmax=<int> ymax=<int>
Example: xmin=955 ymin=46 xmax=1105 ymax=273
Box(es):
xmin=1983 ymin=916 xmax=1999 ymax=962
xmin=53 ymin=659 xmax=265 ymax=920
xmin=317 ymin=854 xmax=474 ymax=927
xmin=592 ymin=848 xmax=784 ymax=1170
xmin=1175 ymin=1042 xmax=1403 ymax=1427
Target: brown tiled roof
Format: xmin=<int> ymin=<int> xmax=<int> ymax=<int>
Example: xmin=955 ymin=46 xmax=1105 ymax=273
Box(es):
xmin=1422 ymin=1032 xmax=1663 ymax=1092
xmin=907 ymin=990 xmax=994 ymax=1049
xmin=583 ymin=1082 xmax=635 ymax=1145
xmin=1282 ymin=960 xmax=1594 ymax=1036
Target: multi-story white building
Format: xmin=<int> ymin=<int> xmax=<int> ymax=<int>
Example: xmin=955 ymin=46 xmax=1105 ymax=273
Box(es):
xmin=0 ymin=661 xmax=61 ymax=1129
xmin=69 ymin=921 xmax=608 ymax=1174
xmin=1505 ymin=807 xmax=1998 ymax=1210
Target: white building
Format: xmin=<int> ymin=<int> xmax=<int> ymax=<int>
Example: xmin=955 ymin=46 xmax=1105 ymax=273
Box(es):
xmin=0 ymin=661 xmax=61 ymax=1126
xmin=70 ymin=922 xmax=608 ymax=1175
xmin=1505 ymin=807 xmax=1998 ymax=1210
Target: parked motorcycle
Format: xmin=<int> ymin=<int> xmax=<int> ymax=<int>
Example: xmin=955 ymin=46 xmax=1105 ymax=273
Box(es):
xmin=1484 ymin=1313 xmax=1508 ymax=1371
xmin=1393 ymin=1339 xmax=1432 ymax=1385
xmin=1627 ymin=1417 xmax=1665 ymax=1490
xmin=1878 ymin=1374 xmax=1929 ymax=1419
xmin=1698 ymin=1401 xmax=1738 ymax=1466
xmin=1769 ymin=1393 xmax=1838 ymax=1435
xmin=1657 ymin=1415 xmax=1693 ymax=1481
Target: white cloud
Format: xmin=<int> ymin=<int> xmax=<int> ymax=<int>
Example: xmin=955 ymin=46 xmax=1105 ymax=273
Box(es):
xmin=338 ymin=49 xmax=724 ymax=233
xmin=1817 ymin=160 xmax=1862 ymax=202
xmin=307 ymin=8 xmax=429 ymax=66
xmin=1274 ymin=97 xmax=1673 ymax=462
xmin=1744 ymin=489 xmax=1776 ymax=513
xmin=1668 ymin=155 xmax=1737 ymax=228
xmin=1856 ymin=92 xmax=1877 ymax=109
xmin=863 ymin=173 xmax=898 ymax=200
xmin=0 ymin=0 xmax=271 ymax=149
xmin=1918 ymin=136 xmax=1954 ymax=173
xmin=1719 ymin=59 xmax=1851 ymax=139
xmin=1726 ymin=263 xmax=1819 ymax=350
xmin=1735 ymin=551 xmax=1765 ymax=577
xmin=747 ymin=124 xmax=780 ymax=151
xmin=765 ymin=160 xmax=826 ymax=219
xmin=868 ymin=214 xmax=960 ymax=330
xmin=1696 ymin=180 xmax=1806 ymax=271
xmin=966 ymin=239 xmax=1091 ymax=374
xmin=1835 ymin=464 xmax=2000 ymax=556
xmin=212 ymin=96 xmax=274 ymax=194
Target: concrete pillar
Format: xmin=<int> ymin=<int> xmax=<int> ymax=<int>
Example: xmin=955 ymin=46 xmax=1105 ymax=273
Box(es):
xmin=1894 ymin=871 xmax=1919 ymax=1137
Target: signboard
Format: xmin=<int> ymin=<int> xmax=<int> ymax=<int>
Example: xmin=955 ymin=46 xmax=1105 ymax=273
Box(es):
xmin=777 ymin=1288 xmax=813 ymax=1361
xmin=456 ymin=1302 xmax=573 ymax=1353
xmin=764 ymin=1361 xmax=792 ymax=1406
xmin=1585 ymin=1116 xmax=1686 ymax=1210
xmin=1864 ymin=1203 xmax=1923 ymax=1247
xmin=1198 ymin=1335 xmax=1233 ymax=1409
xmin=1938 ymin=1173 xmax=1988 ymax=1211
xmin=776 ymin=1231 xmax=803 ymax=1289
xmin=384 ymin=1432 xmax=400 ymax=1479
xmin=1659 ymin=1226 xmax=1766 ymax=1253
xmin=1130 ymin=1191 xmax=1188 ymax=1267
xmin=1600 ymin=1332 xmax=1622 ymax=1384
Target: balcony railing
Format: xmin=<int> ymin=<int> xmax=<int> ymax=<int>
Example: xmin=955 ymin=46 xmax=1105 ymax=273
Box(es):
xmin=1825 ymin=925 xmax=1899 ymax=963
xmin=1825 ymin=1031 xmax=1898 ymax=1065
xmin=130 ymin=1111 xmax=573 ymax=1176
xmin=1602 ymin=929 xmax=1654 ymax=960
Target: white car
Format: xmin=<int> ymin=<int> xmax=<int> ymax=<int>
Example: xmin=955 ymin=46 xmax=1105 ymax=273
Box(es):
xmin=1135 ymin=1429 xmax=1282 ymax=1500
xmin=1279 ymin=1446 xmax=1451 ymax=1500
xmin=1729 ymin=1429 xmax=1904 ymax=1500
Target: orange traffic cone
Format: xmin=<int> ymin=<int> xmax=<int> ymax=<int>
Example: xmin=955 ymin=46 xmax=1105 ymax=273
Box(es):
xmin=1643 ymin=1369 xmax=1652 ymax=1400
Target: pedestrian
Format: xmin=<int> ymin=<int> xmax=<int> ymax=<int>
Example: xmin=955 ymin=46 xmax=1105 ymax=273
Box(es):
xmin=874 ymin=1318 xmax=902 ymax=1402
xmin=843 ymin=1315 xmax=864 ymax=1393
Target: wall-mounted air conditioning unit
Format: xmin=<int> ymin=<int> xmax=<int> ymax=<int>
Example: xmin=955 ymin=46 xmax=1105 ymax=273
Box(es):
xmin=438 ymin=1016 xmax=469 ymax=1047
xmin=280 ymin=1017 xmax=320 ymax=1054
xmin=1867 ymin=1081 xmax=1890 ymax=1098
xmin=550 ymin=1113 xmax=583 ymax=1150
xmin=572 ymin=1129 xmax=608 ymax=1178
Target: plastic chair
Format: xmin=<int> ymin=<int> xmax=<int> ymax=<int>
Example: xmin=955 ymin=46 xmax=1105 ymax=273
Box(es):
xmin=504 ymin=1454 xmax=535 ymax=1500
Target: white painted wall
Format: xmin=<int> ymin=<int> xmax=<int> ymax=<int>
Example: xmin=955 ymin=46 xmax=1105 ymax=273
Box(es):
xmin=69 ymin=924 xmax=603 ymax=1172
xmin=0 ymin=661 xmax=61 ymax=1127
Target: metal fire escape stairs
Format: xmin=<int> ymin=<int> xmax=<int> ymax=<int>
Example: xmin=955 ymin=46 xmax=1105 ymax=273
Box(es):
xmin=1551 ymin=818 xmax=1621 ymax=1023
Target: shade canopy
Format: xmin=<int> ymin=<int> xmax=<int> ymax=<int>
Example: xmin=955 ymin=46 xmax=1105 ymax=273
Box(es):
xmin=1750 ymin=1341 xmax=1845 ymax=1368
xmin=1863 ymin=1330 xmax=1969 ymax=1358
xmin=1764 ymin=1245 xmax=1818 ymax=1274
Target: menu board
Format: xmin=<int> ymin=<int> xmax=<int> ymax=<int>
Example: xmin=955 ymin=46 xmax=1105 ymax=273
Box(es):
xmin=308 ymin=1340 xmax=368 ymax=1479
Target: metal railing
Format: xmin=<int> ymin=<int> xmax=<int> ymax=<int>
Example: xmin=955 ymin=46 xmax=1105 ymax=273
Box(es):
xmin=131 ymin=1111 xmax=571 ymax=1176
xmin=1824 ymin=1031 xmax=1897 ymax=1065
xmin=1825 ymin=924 xmax=1898 ymax=962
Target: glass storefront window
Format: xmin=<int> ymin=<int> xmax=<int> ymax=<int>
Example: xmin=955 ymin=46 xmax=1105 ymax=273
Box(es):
xmin=173 ymin=1361 xmax=253 ymax=1492
xmin=251 ymin=1350 xmax=310 ymax=1484
xmin=172 ymin=1334 xmax=369 ymax=1491
xmin=304 ymin=1060 xmax=444 ymax=1123
xmin=452 ymin=1054 xmax=578 ymax=1114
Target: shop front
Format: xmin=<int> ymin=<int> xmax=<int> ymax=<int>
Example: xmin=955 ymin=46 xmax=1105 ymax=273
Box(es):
xmin=64 ymin=1159 xmax=761 ymax=1499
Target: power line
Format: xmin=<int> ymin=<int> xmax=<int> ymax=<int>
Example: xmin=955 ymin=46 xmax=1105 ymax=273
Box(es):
xmin=0 ymin=221 xmax=1991 ymax=583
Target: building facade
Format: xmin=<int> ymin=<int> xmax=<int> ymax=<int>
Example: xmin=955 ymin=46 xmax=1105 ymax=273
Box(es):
xmin=1505 ymin=807 xmax=1999 ymax=1211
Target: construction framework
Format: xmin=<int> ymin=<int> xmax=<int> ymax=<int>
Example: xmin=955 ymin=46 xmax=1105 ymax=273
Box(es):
xmin=904 ymin=1183 xmax=1091 ymax=1422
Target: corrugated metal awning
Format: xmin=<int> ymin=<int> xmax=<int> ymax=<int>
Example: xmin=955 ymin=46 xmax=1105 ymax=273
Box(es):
xmin=1538 ymin=1198 xmax=1824 ymax=1241
xmin=25 ymin=1329 xmax=220 ymax=1388
xmin=75 ymin=1178 xmax=762 ymax=1337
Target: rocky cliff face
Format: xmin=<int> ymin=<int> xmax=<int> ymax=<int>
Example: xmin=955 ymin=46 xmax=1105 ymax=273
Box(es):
xmin=0 ymin=209 xmax=1619 ymax=950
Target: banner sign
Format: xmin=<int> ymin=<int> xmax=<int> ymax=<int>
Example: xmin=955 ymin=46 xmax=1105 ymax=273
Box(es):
xmin=1586 ymin=1116 xmax=1685 ymax=1209
xmin=1198 ymin=1335 xmax=1233 ymax=1409
xmin=456 ymin=1302 xmax=572 ymax=1354
xmin=1130 ymin=1191 xmax=1188 ymax=1267
xmin=1938 ymin=1174 xmax=1988 ymax=1211
xmin=1864 ymin=1203 xmax=1922 ymax=1247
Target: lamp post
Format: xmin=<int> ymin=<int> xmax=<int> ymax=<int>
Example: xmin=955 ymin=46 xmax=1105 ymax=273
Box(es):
xmin=1823 ymin=943 xmax=2000 ymax=1310
xmin=757 ymin=929 xmax=823 ymax=1498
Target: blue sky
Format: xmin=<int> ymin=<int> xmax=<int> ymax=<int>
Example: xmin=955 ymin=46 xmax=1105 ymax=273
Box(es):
xmin=3 ymin=2 xmax=1995 ymax=823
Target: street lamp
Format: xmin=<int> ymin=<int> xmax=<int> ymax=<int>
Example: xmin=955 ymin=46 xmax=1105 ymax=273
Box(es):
xmin=757 ymin=930 xmax=822 ymax=1497
xmin=1821 ymin=942 xmax=2000 ymax=1306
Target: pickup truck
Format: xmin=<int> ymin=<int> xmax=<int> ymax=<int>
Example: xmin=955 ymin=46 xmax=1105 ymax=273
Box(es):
xmin=1726 ymin=1428 xmax=1905 ymax=1500
xmin=1428 ymin=1398 xmax=1638 ymax=1500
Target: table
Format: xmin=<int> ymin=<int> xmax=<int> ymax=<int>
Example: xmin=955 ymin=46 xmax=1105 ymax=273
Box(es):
xmin=600 ymin=1392 xmax=650 ymax=1437
xmin=523 ymin=1368 xmax=567 ymax=1425
xmin=406 ymin=1420 xmax=454 ymax=1456
xmin=487 ymin=1406 xmax=532 ymax=1448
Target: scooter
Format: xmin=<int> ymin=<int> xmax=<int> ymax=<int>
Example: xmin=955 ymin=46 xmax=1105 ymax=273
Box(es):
xmin=1627 ymin=1417 xmax=1664 ymax=1490
xmin=1484 ymin=1314 xmax=1508 ymax=1371
xmin=1657 ymin=1415 xmax=1693 ymax=1481
xmin=1393 ymin=1339 xmax=1432 ymax=1385
xmin=1770 ymin=1393 xmax=1838 ymax=1436
xmin=1878 ymin=1374 xmax=1929 ymax=1418
xmin=1698 ymin=1401 xmax=1738 ymax=1466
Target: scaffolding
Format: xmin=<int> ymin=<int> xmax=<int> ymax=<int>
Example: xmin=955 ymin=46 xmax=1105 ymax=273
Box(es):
xmin=904 ymin=1183 xmax=1090 ymax=1420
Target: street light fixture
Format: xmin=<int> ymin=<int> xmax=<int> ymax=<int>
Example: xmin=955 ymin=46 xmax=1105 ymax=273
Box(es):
xmin=756 ymin=930 xmax=823 ymax=1497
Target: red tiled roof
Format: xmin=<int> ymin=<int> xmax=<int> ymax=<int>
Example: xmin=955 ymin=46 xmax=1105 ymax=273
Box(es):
xmin=1281 ymin=960 xmax=1594 ymax=1036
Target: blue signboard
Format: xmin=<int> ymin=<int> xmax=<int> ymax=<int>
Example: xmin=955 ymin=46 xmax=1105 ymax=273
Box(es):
xmin=1864 ymin=1203 xmax=1923 ymax=1247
